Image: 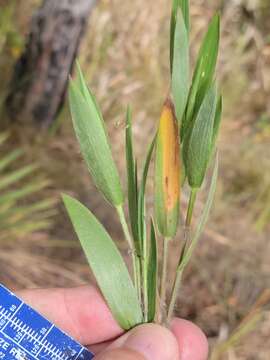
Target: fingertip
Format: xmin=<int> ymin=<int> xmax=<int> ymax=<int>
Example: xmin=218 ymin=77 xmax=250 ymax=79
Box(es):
xmin=94 ymin=348 xmax=146 ymax=360
xmin=171 ymin=318 xmax=209 ymax=360
xmin=107 ymin=323 xmax=179 ymax=360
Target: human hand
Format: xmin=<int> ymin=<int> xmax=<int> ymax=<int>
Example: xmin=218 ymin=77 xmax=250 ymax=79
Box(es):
xmin=18 ymin=285 xmax=208 ymax=360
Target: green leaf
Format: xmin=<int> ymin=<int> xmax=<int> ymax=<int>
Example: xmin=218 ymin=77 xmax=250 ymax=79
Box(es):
xmin=178 ymin=154 xmax=218 ymax=270
xmin=170 ymin=0 xmax=190 ymax=72
xmin=75 ymin=62 xmax=103 ymax=121
xmin=172 ymin=10 xmax=189 ymax=123
xmin=184 ymin=84 xmax=217 ymax=188
xmin=212 ymin=95 xmax=223 ymax=150
xmin=183 ymin=14 xmax=220 ymax=136
xmin=181 ymin=0 xmax=189 ymax=32
xmin=180 ymin=144 xmax=186 ymax=186
xmin=69 ymin=74 xmax=124 ymax=207
xmin=138 ymin=135 xmax=156 ymax=247
xmin=147 ymin=219 xmax=157 ymax=322
xmin=125 ymin=106 xmax=139 ymax=253
xmin=62 ymin=194 xmax=143 ymax=330
xmin=138 ymin=136 xmax=156 ymax=322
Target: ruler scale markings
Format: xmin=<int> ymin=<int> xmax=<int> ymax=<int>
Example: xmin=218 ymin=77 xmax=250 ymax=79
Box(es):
xmin=1 ymin=303 xmax=24 ymax=332
xmin=0 ymin=317 xmax=44 ymax=360
xmin=0 ymin=284 xmax=94 ymax=359
xmin=35 ymin=325 xmax=54 ymax=358
xmin=0 ymin=330 xmax=38 ymax=360
xmin=73 ymin=348 xmax=84 ymax=360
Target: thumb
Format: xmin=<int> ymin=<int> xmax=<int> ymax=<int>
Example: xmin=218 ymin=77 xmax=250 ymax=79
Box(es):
xmin=94 ymin=323 xmax=179 ymax=360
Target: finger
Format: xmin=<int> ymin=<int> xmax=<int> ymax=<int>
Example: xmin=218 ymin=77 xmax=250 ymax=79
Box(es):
xmin=89 ymin=340 xmax=113 ymax=354
xmin=95 ymin=323 xmax=179 ymax=360
xmin=95 ymin=349 xmax=145 ymax=360
xmin=17 ymin=285 xmax=122 ymax=345
xmin=171 ymin=318 xmax=208 ymax=360
xmin=91 ymin=318 xmax=209 ymax=359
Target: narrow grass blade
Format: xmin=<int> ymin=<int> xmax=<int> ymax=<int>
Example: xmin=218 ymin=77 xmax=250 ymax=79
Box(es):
xmin=147 ymin=219 xmax=158 ymax=322
xmin=69 ymin=75 xmax=124 ymax=207
xmin=172 ymin=10 xmax=189 ymax=123
xmin=0 ymin=179 xmax=50 ymax=204
xmin=0 ymin=164 xmax=38 ymax=191
xmin=1 ymin=210 xmax=55 ymax=228
xmin=183 ymin=14 xmax=220 ymax=136
xmin=0 ymin=149 xmax=23 ymax=172
xmin=125 ymin=106 xmax=139 ymax=252
xmin=211 ymin=310 xmax=262 ymax=360
xmin=138 ymin=136 xmax=156 ymax=322
xmin=0 ymin=199 xmax=56 ymax=221
xmin=1 ymin=220 xmax=52 ymax=236
xmin=63 ymin=194 xmax=143 ymax=330
xmin=0 ymin=200 xmax=15 ymax=215
xmin=170 ymin=0 xmax=190 ymax=72
xmin=178 ymin=155 xmax=219 ymax=270
xmin=212 ymin=95 xmax=223 ymax=149
xmin=138 ymin=135 xmax=156 ymax=245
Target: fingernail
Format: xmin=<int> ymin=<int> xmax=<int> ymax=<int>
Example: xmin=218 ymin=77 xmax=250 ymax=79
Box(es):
xmin=120 ymin=324 xmax=179 ymax=360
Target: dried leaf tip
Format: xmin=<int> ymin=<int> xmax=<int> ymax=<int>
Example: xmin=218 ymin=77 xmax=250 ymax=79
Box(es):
xmin=159 ymin=99 xmax=180 ymax=211
xmin=154 ymin=98 xmax=181 ymax=237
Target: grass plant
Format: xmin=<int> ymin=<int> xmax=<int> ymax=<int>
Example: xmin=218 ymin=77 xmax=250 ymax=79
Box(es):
xmin=64 ymin=0 xmax=222 ymax=329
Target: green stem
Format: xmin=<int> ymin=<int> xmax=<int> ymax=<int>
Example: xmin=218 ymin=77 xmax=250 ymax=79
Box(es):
xmin=116 ymin=205 xmax=139 ymax=297
xmin=136 ymin=257 xmax=142 ymax=305
xmin=167 ymin=189 xmax=198 ymax=321
xmin=160 ymin=237 xmax=170 ymax=321
xmin=185 ymin=188 xmax=198 ymax=227
xmin=142 ymin=227 xmax=148 ymax=322
xmin=167 ymin=266 xmax=183 ymax=322
xmin=167 ymin=229 xmax=190 ymax=321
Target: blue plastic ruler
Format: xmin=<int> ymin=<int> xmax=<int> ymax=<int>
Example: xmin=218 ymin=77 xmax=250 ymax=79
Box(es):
xmin=0 ymin=284 xmax=94 ymax=360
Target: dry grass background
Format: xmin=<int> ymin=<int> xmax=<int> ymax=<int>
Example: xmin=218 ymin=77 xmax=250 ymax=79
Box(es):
xmin=0 ymin=0 xmax=270 ymax=358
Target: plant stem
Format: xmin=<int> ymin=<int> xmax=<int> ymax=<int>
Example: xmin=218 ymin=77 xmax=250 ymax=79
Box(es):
xmin=160 ymin=237 xmax=170 ymax=321
xmin=167 ymin=189 xmax=197 ymax=321
xmin=136 ymin=257 xmax=142 ymax=305
xmin=185 ymin=188 xmax=198 ymax=227
xmin=167 ymin=266 xmax=183 ymax=322
xmin=167 ymin=227 xmax=190 ymax=321
xmin=116 ymin=205 xmax=140 ymax=298
xmin=142 ymin=226 xmax=148 ymax=322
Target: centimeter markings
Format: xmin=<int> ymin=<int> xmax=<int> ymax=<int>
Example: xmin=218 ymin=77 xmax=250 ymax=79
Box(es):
xmin=0 ymin=284 xmax=94 ymax=360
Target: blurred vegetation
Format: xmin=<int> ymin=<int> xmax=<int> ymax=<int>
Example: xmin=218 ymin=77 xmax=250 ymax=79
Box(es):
xmin=0 ymin=3 xmax=23 ymax=55
xmin=0 ymin=0 xmax=269 ymax=358
xmin=0 ymin=132 xmax=56 ymax=241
